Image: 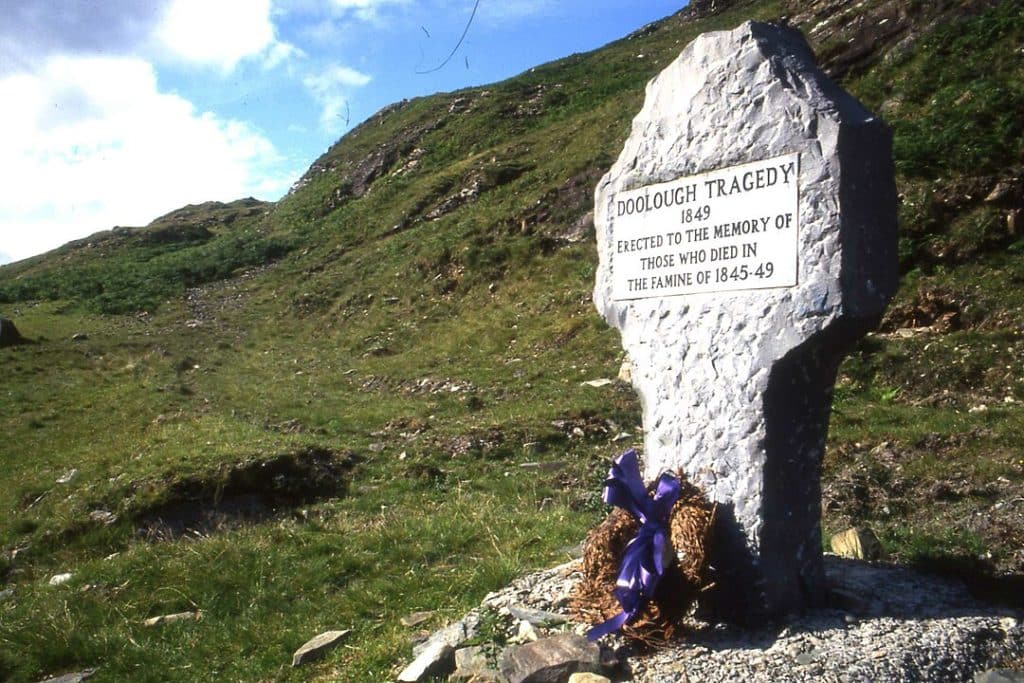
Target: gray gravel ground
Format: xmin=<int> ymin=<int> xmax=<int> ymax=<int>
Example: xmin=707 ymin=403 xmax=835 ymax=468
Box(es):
xmin=478 ymin=556 xmax=1024 ymax=682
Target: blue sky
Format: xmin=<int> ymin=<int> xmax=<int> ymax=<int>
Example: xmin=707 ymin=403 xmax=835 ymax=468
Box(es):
xmin=0 ymin=0 xmax=687 ymax=265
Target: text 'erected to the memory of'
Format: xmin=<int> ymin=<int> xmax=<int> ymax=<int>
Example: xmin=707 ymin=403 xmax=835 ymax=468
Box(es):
xmin=611 ymin=153 xmax=799 ymax=301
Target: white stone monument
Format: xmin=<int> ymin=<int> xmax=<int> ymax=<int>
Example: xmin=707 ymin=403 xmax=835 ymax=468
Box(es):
xmin=593 ymin=21 xmax=898 ymax=619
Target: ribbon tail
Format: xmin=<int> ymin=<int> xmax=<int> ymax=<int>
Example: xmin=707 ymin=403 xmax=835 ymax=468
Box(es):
xmin=586 ymin=610 xmax=631 ymax=642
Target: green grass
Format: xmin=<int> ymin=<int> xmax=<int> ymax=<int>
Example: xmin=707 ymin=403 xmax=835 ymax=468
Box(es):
xmin=3 ymin=0 xmax=1024 ymax=680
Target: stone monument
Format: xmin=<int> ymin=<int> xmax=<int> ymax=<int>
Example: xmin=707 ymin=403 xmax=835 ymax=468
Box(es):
xmin=593 ymin=21 xmax=897 ymax=620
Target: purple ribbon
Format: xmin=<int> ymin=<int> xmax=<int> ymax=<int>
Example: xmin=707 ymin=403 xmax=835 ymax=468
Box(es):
xmin=586 ymin=449 xmax=681 ymax=641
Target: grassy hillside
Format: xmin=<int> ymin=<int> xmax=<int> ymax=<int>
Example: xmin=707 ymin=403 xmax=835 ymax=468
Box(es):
xmin=2 ymin=0 xmax=1023 ymax=680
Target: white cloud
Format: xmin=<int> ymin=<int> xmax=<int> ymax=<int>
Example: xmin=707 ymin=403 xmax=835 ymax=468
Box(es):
xmin=0 ymin=55 xmax=294 ymax=263
xmin=303 ymin=65 xmax=373 ymax=134
xmin=327 ymin=0 xmax=412 ymax=22
xmin=153 ymin=0 xmax=300 ymax=71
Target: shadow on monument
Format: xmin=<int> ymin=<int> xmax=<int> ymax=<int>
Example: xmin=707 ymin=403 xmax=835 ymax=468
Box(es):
xmin=688 ymin=323 xmax=1021 ymax=651
xmin=698 ymin=322 xmax=867 ymax=626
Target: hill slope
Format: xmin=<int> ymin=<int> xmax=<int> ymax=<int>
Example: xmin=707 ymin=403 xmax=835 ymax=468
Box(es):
xmin=1 ymin=1 xmax=1023 ymax=680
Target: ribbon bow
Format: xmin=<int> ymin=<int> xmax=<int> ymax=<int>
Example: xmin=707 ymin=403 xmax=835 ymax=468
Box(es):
xmin=586 ymin=449 xmax=681 ymax=641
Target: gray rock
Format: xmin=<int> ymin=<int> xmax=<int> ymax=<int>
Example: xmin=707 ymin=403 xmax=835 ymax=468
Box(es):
xmin=71 ymin=333 xmax=88 ymax=342
xmin=592 ymin=20 xmax=897 ymax=620
xmin=412 ymin=615 xmax=478 ymax=658
xmin=500 ymin=633 xmax=606 ymax=683
xmin=452 ymin=646 xmax=505 ymax=682
xmin=976 ymin=670 xmax=1024 ymax=683
xmin=291 ymin=629 xmax=350 ymax=666
xmin=35 ymin=669 xmax=98 ymax=683
xmin=399 ymin=639 xmax=455 ymax=682
xmin=400 ymin=615 xmax=479 ymax=682
xmin=401 ymin=611 xmax=433 ymax=627
xmin=508 ymin=604 xmax=569 ymax=626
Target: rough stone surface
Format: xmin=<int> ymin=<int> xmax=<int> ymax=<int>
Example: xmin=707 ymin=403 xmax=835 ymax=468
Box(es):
xmin=976 ymin=670 xmax=1024 ymax=683
xmin=500 ymin=633 xmax=605 ymax=683
xmin=430 ymin=557 xmax=1024 ymax=682
xmin=451 ymin=646 xmax=505 ymax=682
xmin=592 ymin=20 xmax=897 ymax=620
xmin=400 ymin=615 xmax=480 ymax=682
xmin=508 ymin=604 xmax=568 ymax=626
xmin=291 ymin=629 xmax=350 ymax=666
xmin=399 ymin=639 xmax=454 ymax=682
xmin=401 ymin=611 xmax=434 ymax=627
xmin=35 ymin=670 xmax=98 ymax=683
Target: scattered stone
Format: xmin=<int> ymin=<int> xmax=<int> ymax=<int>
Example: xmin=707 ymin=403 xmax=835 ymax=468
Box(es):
xmin=514 ymin=620 xmax=540 ymax=643
xmin=368 ymin=442 xmax=386 ymax=453
xmin=975 ymin=670 xmax=1024 ymax=683
xmin=399 ymin=640 xmax=454 ymax=682
xmin=451 ymin=646 xmax=504 ymax=682
xmin=35 ymin=668 xmax=98 ymax=683
xmin=71 ymin=333 xmax=88 ymax=342
xmin=985 ymin=179 xmax=1019 ymax=204
xmin=0 ymin=588 xmax=14 ymax=601
xmin=291 ymin=629 xmax=350 ymax=666
xmin=401 ymin=611 xmax=434 ymax=628
xmin=0 ymin=317 xmax=25 ymax=347
xmin=426 ymin=555 xmax=1024 ymax=682
xmin=830 ymin=527 xmax=885 ymax=561
xmin=580 ymin=379 xmax=614 ymax=388
xmin=568 ymin=674 xmax=611 ymax=683
xmin=48 ymin=573 xmax=73 ymax=586
xmin=143 ymin=611 xmax=202 ymax=627
xmin=56 ymin=469 xmax=78 ymax=484
xmin=400 ymin=615 xmax=479 ymax=682
xmin=508 ymin=604 xmax=568 ymax=627
xmin=500 ymin=633 xmax=606 ymax=683
xmin=88 ymin=510 xmax=118 ymax=526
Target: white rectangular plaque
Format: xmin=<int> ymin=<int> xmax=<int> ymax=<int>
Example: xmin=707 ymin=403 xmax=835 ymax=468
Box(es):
xmin=611 ymin=153 xmax=799 ymax=301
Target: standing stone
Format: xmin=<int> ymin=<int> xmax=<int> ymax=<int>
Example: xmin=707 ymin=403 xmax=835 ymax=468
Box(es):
xmin=593 ymin=21 xmax=897 ymax=620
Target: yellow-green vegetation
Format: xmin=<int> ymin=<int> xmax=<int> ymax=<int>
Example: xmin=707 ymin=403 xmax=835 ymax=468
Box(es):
xmin=2 ymin=1 xmax=1024 ymax=680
